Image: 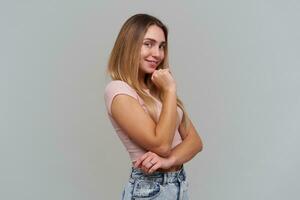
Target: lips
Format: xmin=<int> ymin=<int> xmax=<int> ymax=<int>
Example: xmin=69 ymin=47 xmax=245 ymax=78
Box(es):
xmin=145 ymin=59 xmax=159 ymax=67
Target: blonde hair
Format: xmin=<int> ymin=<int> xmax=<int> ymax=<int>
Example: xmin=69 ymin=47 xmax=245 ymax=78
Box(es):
xmin=107 ymin=13 xmax=189 ymax=131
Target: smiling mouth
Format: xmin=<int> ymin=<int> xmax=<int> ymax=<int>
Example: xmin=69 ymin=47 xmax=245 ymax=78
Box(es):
xmin=145 ymin=59 xmax=159 ymax=65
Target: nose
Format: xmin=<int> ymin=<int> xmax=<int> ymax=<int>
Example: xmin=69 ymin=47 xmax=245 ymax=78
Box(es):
xmin=151 ymin=46 xmax=161 ymax=58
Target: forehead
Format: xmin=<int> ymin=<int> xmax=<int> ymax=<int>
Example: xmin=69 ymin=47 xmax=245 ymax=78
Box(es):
xmin=143 ymin=25 xmax=166 ymax=42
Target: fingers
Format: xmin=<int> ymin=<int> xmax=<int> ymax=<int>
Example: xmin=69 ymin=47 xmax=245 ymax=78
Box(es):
xmin=134 ymin=160 xmax=141 ymax=168
xmin=147 ymin=157 xmax=159 ymax=173
xmin=151 ymin=68 xmax=172 ymax=82
xmin=134 ymin=154 xmax=145 ymax=168
xmin=141 ymin=153 xmax=161 ymax=174
xmin=157 ymin=68 xmax=170 ymax=73
xmin=134 ymin=151 xmax=162 ymax=174
xmin=142 ymin=154 xmax=155 ymax=168
xmin=134 ymin=151 xmax=152 ymax=168
xmin=148 ymin=162 xmax=161 ymax=174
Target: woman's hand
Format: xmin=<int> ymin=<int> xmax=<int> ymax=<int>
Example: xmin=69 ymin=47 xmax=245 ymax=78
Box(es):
xmin=151 ymin=68 xmax=176 ymax=92
xmin=134 ymin=151 xmax=175 ymax=174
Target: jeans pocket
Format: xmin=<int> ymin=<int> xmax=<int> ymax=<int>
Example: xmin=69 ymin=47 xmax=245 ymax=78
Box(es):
xmin=132 ymin=180 xmax=161 ymax=199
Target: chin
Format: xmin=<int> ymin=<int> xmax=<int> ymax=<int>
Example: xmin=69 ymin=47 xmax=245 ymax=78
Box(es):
xmin=140 ymin=62 xmax=159 ymax=74
xmin=143 ymin=71 xmax=153 ymax=75
xmin=140 ymin=67 xmax=156 ymax=74
xmin=147 ymin=68 xmax=157 ymax=74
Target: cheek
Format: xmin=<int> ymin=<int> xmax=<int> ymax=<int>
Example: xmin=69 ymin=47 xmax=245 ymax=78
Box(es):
xmin=140 ymin=47 xmax=147 ymax=57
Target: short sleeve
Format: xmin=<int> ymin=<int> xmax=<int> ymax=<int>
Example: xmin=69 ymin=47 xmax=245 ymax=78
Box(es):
xmin=104 ymin=80 xmax=139 ymax=115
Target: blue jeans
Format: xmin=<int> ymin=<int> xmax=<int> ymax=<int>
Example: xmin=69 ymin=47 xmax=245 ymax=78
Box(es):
xmin=122 ymin=166 xmax=189 ymax=200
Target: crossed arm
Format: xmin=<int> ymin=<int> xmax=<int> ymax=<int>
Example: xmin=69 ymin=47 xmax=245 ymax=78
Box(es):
xmin=110 ymin=92 xmax=203 ymax=173
xmin=170 ymin=117 xmax=203 ymax=165
xmin=134 ymin=117 xmax=203 ymax=173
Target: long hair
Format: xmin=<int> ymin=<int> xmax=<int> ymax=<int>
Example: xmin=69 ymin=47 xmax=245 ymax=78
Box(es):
xmin=107 ymin=13 xmax=189 ymax=131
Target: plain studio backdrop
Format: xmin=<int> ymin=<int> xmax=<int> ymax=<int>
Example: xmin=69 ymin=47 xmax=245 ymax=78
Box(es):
xmin=1 ymin=0 xmax=299 ymax=199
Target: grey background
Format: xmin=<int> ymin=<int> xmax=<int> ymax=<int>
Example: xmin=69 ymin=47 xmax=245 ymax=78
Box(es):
xmin=1 ymin=0 xmax=299 ymax=199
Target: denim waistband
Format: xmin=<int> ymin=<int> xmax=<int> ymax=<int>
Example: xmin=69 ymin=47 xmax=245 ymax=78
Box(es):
xmin=129 ymin=166 xmax=186 ymax=185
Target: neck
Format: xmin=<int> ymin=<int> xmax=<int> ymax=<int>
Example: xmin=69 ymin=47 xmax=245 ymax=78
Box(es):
xmin=140 ymin=81 xmax=148 ymax=90
xmin=138 ymin=72 xmax=148 ymax=90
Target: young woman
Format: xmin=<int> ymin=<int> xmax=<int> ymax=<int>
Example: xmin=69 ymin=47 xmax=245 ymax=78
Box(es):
xmin=104 ymin=13 xmax=203 ymax=200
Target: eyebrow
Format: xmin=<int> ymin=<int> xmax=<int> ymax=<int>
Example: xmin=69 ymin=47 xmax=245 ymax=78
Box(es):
xmin=144 ymin=38 xmax=166 ymax=45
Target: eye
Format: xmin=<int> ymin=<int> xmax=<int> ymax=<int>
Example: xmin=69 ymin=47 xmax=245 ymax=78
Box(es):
xmin=159 ymin=44 xmax=165 ymax=50
xmin=144 ymin=42 xmax=152 ymax=48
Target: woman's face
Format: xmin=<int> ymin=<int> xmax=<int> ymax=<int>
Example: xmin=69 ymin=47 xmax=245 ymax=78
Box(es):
xmin=139 ymin=25 xmax=166 ymax=75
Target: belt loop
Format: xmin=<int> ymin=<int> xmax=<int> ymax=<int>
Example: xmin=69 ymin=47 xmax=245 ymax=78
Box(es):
xmin=178 ymin=180 xmax=184 ymax=200
xmin=163 ymin=173 xmax=167 ymax=185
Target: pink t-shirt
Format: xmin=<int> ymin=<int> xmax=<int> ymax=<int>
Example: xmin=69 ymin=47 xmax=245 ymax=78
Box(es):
xmin=104 ymin=80 xmax=183 ymax=162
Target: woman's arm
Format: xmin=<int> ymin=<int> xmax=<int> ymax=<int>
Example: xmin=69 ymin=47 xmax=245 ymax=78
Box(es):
xmin=134 ymin=117 xmax=203 ymax=173
xmin=109 ymin=69 xmax=178 ymax=157
xmin=168 ymin=117 xmax=203 ymax=166
xmin=111 ymin=89 xmax=177 ymax=157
